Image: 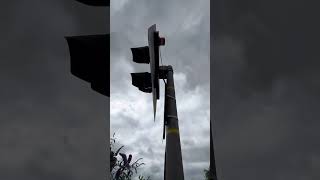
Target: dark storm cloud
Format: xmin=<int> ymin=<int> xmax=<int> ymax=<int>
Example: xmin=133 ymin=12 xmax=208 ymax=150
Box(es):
xmin=0 ymin=1 xmax=108 ymax=179
xmin=212 ymin=0 xmax=320 ymax=179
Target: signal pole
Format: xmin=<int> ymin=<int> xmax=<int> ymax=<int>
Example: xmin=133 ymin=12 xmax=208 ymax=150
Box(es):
xmin=162 ymin=65 xmax=184 ymax=180
xmin=210 ymin=121 xmax=217 ymax=180
xmin=130 ymin=25 xmax=184 ymax=180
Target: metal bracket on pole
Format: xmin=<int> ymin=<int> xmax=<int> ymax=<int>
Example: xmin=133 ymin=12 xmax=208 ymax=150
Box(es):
xmin=167 ymin=115 xmax=178 ymax=120
xmin=159 ymin=66 xmax=169 ymax=79
xmin=166 ymin=95 xmax=176 ymax=100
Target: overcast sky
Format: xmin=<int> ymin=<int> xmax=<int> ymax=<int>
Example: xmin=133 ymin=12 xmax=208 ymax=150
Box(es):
xmin=0 ymin=1 xmax=108 ymax=180
xmin=1 ymin=0 xmax=319 ymax=180
xmin=212 ymin=0 xmax=320 ymax=179
xmin=110 ymin=0 xmax=210 ymax=179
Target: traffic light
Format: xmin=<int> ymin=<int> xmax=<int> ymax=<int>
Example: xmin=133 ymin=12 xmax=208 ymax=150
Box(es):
xmin=130 ymin=24 xmax=165 ymax=117
xmin=66 ymin=34 xmax=109 ymax=96
xmin=131 ymin=72 xmax=152 ymax=93
xmin=66 ymin=0 xmax=109 ymax=97
xmin=131 ymin=46 xmax=150 ymax=64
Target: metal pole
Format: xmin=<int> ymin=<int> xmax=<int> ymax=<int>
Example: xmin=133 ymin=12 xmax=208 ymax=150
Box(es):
xmin=164 ymin=65 xmax=184 ymax=180
xmin=210 ymin=121 xmax=217 ymax=180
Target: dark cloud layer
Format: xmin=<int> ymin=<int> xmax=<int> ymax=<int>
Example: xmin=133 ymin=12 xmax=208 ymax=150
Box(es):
xmin=212 ymin=0 xmax=320 ymax=179
xmin=0 ymin=1 xmax=109 ymax=179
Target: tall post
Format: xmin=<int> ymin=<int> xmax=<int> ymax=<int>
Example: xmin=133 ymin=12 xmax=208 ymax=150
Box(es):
xmin=164 ymin=65 xmax=184 ymax=180
xmin=210 ymin=121 xmax=217 ymax=180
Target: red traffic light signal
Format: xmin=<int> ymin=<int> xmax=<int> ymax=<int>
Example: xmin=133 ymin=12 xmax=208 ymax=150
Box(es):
xmin=158 ymin=37 xmax=165 ymax=46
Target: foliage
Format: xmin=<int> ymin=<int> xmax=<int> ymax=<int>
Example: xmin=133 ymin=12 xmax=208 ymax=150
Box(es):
xmin=138 ymin=175 xmax=151 ymax=180
xmin=110 ymin=133 xmax=151 ymax=180
xmin=204 ymin=168 xmax=215 ymax=180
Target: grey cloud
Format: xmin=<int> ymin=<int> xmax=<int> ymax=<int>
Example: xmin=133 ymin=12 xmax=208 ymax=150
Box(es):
xmin=0 ymin=0 xmax=108 ymax=179
xmin=212 ymin=0 xmax=320 ymax=179
xmin=111 ymin=0 xmax=210 ymax=88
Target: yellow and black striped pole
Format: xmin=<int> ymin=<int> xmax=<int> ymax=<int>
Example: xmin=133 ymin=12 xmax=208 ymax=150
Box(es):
xmin=164 ymin=65 xmax=184 ymax=180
